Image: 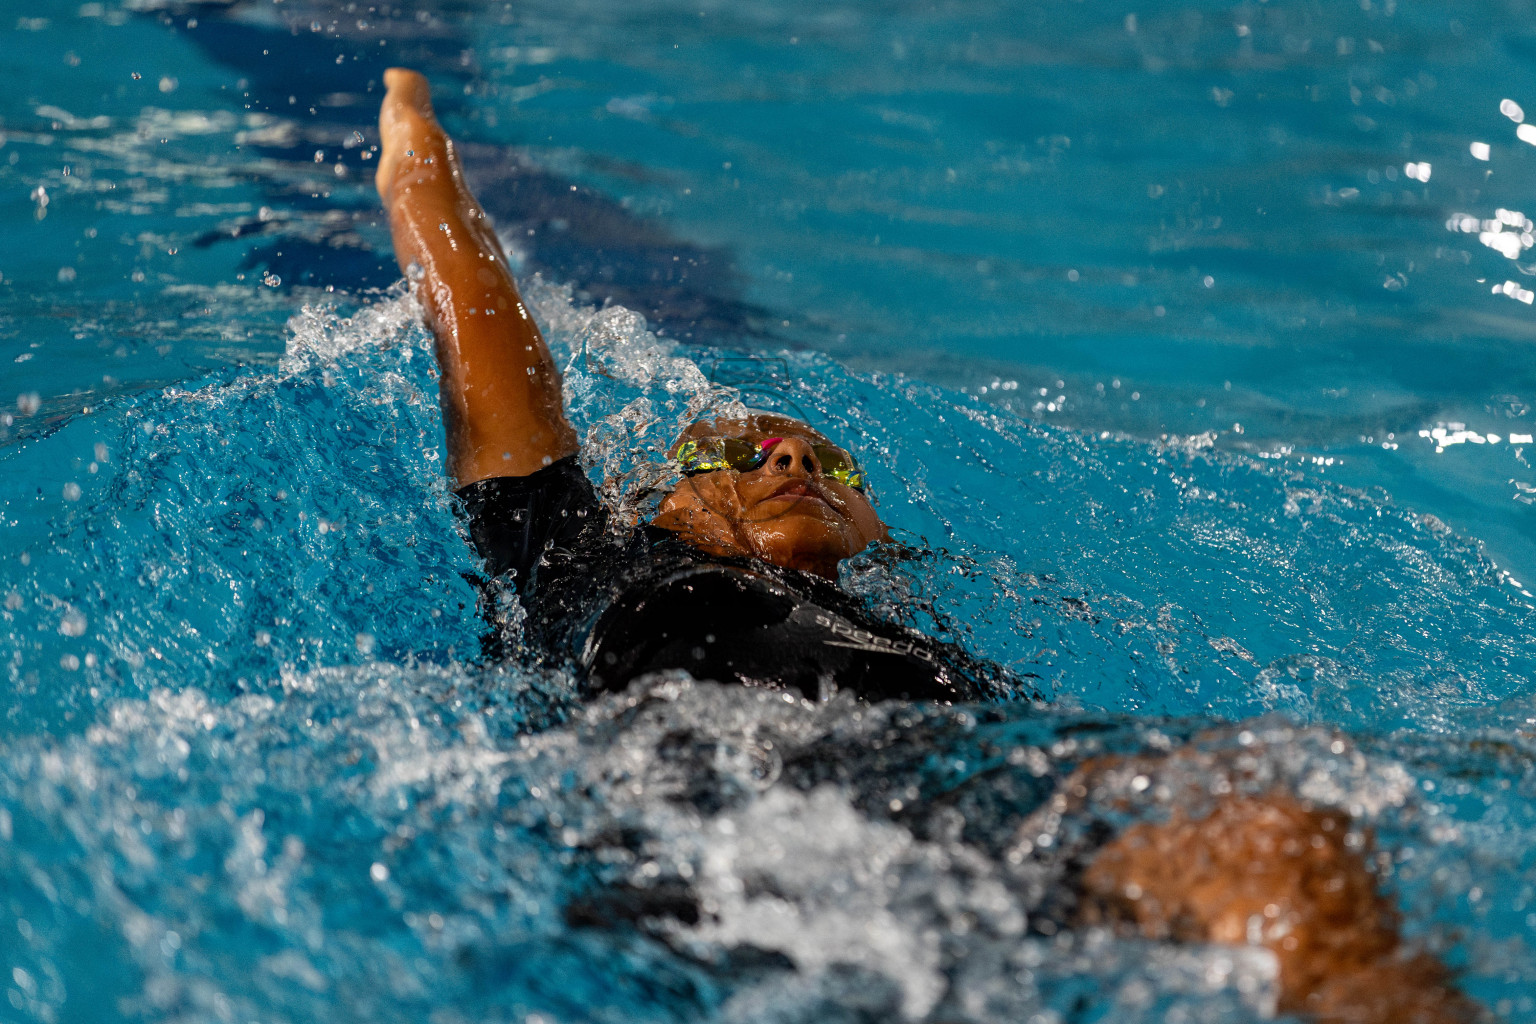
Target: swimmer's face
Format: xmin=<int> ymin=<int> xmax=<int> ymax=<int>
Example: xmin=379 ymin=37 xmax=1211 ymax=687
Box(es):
xmin=652 ymin=414 xmax=887 ymax=579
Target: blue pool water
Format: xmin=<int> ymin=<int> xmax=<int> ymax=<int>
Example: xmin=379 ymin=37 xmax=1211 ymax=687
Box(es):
xmin=5 ymin=0 xmax=1536 ymax=1019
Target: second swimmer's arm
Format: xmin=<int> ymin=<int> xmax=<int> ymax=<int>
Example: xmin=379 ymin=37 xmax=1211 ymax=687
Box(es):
xmin=376 ymin=68 xmax=577 ymax=487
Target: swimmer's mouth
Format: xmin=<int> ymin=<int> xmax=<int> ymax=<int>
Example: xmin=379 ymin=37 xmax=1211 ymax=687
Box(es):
xmin=763 ymin=480 xmax=835 ymax=509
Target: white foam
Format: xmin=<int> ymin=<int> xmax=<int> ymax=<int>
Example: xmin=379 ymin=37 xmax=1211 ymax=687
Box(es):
xmin=519 ymin=273 xmax=745 ymax=519
xmin=688 ymin=785 xmax=948 ymax=1017
xmin=534 ymin=678 xmax=1288 ymax=1022
xmin=279 ymin=288 xmax=424 ymax=373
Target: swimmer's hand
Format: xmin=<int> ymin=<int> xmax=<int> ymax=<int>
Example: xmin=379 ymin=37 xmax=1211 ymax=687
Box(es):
xmin=376 ymin=68 xmax=440 ymax=204
xmin=1078 ymin=786 xmax=1482 ymax=1023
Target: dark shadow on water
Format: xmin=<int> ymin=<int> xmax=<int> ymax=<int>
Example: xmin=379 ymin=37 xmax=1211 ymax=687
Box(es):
xmin=159 ymin=0 xmax=773 ymax=346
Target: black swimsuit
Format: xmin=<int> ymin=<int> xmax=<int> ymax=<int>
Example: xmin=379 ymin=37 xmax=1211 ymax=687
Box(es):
xmin=457 ymin=457 xmax=1011 ymax=703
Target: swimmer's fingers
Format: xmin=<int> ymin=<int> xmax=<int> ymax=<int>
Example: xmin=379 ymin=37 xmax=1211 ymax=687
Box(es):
xmin=377 ymin=68 xmax=442 ymax=201
xmin=383 ymin=67 xmax=433 ymax=113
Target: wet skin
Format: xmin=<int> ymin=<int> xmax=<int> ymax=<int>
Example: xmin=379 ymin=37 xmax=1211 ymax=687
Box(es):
xmin=379 ymin=70 xmax=1480 ymax=1023
xmin=650 ymin=414 xmax=888 ymax=580
xmin=376 ymin=73 xmax=876 ymax=578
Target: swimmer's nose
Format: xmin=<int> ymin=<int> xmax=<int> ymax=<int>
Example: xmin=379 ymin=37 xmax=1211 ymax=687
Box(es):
xmin=763 ymin=436 xmax=821 ymax=479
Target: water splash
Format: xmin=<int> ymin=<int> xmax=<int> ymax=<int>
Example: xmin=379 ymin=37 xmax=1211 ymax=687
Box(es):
xmin=3 ymin=278 xmax=1536 ymax=1020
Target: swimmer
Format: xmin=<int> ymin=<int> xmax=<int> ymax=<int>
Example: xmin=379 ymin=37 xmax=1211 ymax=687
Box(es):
xmin=375 ymin=68 xmax=1479 ymax=1022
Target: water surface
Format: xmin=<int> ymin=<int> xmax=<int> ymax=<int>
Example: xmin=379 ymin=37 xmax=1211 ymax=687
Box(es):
xmin=4 ymin=0 xmax=1536 ymax=1021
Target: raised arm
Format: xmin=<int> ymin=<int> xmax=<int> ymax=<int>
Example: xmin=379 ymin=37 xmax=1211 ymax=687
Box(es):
xmin=376 ymin=68 xmax=577 ymax=487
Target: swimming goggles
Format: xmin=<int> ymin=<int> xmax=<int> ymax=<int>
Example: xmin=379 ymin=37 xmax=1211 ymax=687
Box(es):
xmin=672 ymin=436 xmax=867 ymax=491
